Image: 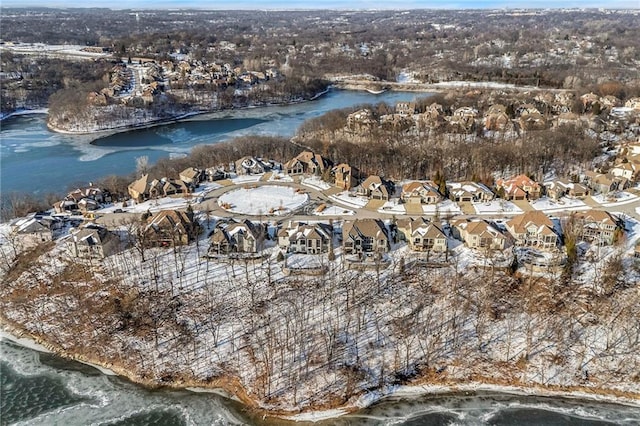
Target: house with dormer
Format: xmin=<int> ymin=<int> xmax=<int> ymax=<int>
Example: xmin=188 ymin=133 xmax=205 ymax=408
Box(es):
xmin=234 ymin=156 xmax=273 ymax=175
xmin=208 ymin=219 xmax=265 ymax=255
xmin=400 ymin=181 xmax=442 ymax=205
xmin=67 ymin=225 xmax=120 ymax=259
xmin=495 ymin=174 xmax=541 ymax=201
xmin=333 ymin=163 xmax=361 ymax=191
xmin=179 ymin=167 xmax=205 ymax=187
xmin=452 ymin=219 xmax=508 ymax=251
xmin=544 ymin=179 xmax=589 ymax=200
xmin=284 ymin=151 xmax=332 ymax=176
xmin=277 ymin=221 xmax=332 ymax=254
xmin=143 ymin=210 xmax=197 ymax=247
xmin=447 ymin=181 xmax=495 ymax=203
xmin=572 ymin=210 xmax=621 ymax=246
xmin=356 ymin=176 xmax=395 ymax=201
xmin=396 ymin=218 xmax=448 ymax=252
xmin=505 ymin=211 xmax=558 ymax=250
xmin=343 ymin=219 xmax=389 ymax=255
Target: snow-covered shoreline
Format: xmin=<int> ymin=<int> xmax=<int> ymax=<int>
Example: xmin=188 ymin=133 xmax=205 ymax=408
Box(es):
xmin=0 ymin=108 xmax=49 ymax=122
xmin=45 ymin=89 xmax=331 ymax=137
xmin=2 ymin=321 xmax=638 ymax=423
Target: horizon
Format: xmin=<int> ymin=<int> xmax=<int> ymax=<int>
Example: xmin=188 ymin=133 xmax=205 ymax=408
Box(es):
xmin=2 ymin=2 xmax=639 ymax=10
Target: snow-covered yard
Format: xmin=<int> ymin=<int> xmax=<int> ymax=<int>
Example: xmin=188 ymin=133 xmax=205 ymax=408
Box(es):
xmin=530 ymin=197 xmax=589 ymax=213
xmin=473 ymin=200 xmax=522 ymax=215
xmin=218 ymin=185 xmax=308 ymax=215
xmin=300 ymin=176 xmax=332 ymax=191
xmin=593 ymin=191 xmax=638 ymax=207
xmin=329 ymin=191 xmax=369 ymax=208
xmin=314 ymin=205 xmax=355 ymax=216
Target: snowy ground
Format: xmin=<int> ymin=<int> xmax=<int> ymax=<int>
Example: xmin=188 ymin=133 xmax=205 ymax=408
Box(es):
xmin=593 ymin=192 xmax=638 ymax=207
xmin=530 ymin=197 xmax=589 ymax=213
xmin=314 ymin=205 xmax=355 ymax=216
xmin=218 ymin=185 xmax=308 ymax=215
xmin=473 ymin=200 xmax=522 ymax=215
xmin=300 ymin=176 xmax=332 ymax=191
xmin=329 ymin=192 xmax=369 ymax=208
xmin=97 ymin=183 xmax=221 ymax=214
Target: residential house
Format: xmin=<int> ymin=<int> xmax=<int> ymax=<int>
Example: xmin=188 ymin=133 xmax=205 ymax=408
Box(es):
xmin=143 ymin=210 xmax=197 ymax=247
xmin=333 ymin=163 xmax=361 ymax=191
xmin=284 ymin=151 xmax=332 ymax=176
xmin=148 ymin=178 xmax=190 ymax=198
xmin=483 ymin=104 xmax=511 ymax=131
xmin=505 ymin=211 xmax=558 ymax=250
xmin=208 ymin=219 xmax=265 ymax=255
xmin=234 ymin=156 xmax=273 ymax=175
xmin=179 ymin=167 xmax=205 ymax=187
xmin=400 ymin=181 xmax=442 ymax=204
xmin=53 ymin=199 xmax=79 ymax=214
xmin=395 ymin=101 xmax=417 ymax=115
xmin=78 ymin=198 xmax=99 ymax=213
xmin=610 ymin=162 xmax=639 ymax=181
xmin=343 ymin=219 xmax=389 ymax=255
xmin=544 ymin=179 xmax=589 ymax=200
xmin=452 ymin=219 xmax=508 ymax=251
xmin=572 ymin=210 xmax=621 ymax=246
xmin=11 ymin=216 xmax=55 ymax=242
xmin=67 ymin=225 xmax=120 ymax=259
xmin=517 ymin=105 xmax=546 ymax=131
xmin=415 ymin=103 xmax=445 ymax=130
xmin=277 ymin=221 xmax=332 ymax=254
xmin=447 ymin=181 xmax=495 ymax=203
xmin=396 ymin=218 xmax=448 ymax=252
xmin=356 ymin=176 xmax=395 ymax=201
xmin=346 ymin=109 xmax=376 ymax=132
xmin=624 ymin=98 xmax=640 ymax=111
xmin=205 ymin=167 xmax=229 ymax=181
xmin=449 ymin=107 xmax=478 ymax=132
xmin=128 ymin=174 xmax=152 ymax=202
xmin=583 ymin=171 xmax=625 ymax=195
xmin=495 ymin=174 xmax=541 ymax=200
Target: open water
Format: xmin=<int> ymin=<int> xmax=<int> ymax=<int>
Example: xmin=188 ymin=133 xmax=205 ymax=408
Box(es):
xmin=2 ymin=339 xmax=639 ymax=425
xmin=0 ymin=89 xmax=421 ymax=195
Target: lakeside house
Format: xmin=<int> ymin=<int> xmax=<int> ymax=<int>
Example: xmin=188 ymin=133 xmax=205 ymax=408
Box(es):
xmin=284 ymin=151 xmax=332 ymax=176
xmin=209 ymin=219 xmax=266 ymax=255
xmin=333 ymin=163 xmax=361 ymax=191
xmin=447 ymin=181 xmax=495 ymax=203
xmin=343 ymin=219 xmax=390 ymax=255
xmin=277 ymin=221 xmax=332 ymax=254
xmin=572 ymin=210 xmax=621 ymax=246
xmin=400 ymin=181 xmax=442 ymax=205
xmin=179 ymin=167 xmax=205 ymax=187
xmin=495 ymin=174 xmax=541 ymax=201
xmin=143 ymin=210 xmax=197 ymax=247
xmin=355 ymin=175 xmax=395 ymax=201
xmin=128 ymin=174 xmax=152 ymax=202
xmin=234 ymin=156 xmax=274 ymax=175
xmin=544 ymin=179 xmax=589 ymax=200
xmin=66 ymin=225 xmax=120 ymax=259
xmin=11 ymin=216 xmax=57 ymax=242
xmin=452 ymin=219 xmax=509 ymax=251
xmin=505 ymin=211 xmax=558 ymax=250
xmin=396 ymin=218 xmax=448 ymax=252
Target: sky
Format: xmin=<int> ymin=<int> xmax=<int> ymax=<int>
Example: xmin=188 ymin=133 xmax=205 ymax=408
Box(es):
xmin=2 ymin=0 xmax=639 ymax=9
